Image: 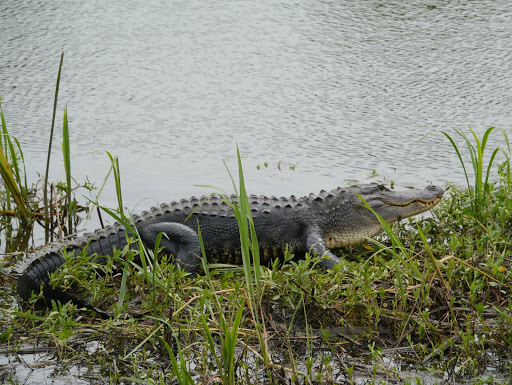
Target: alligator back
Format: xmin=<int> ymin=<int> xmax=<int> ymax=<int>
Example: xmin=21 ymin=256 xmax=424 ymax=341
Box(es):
xmin=143 ymin=194 xmax=311 ymax=263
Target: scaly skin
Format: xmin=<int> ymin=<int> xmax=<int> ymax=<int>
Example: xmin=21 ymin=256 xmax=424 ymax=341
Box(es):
xmin=17 ymin=183 xmax=444 ymax=302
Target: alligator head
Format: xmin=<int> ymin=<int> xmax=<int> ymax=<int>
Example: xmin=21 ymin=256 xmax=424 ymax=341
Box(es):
xmin=324 ymin=183 xmax=444 ymax=247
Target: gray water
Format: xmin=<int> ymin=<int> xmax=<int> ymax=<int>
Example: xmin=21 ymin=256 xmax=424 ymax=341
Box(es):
xmin=1 ymin=0 xmax=511 ymax=211
xmin=2 ymin=2 xmax=512 ymax=383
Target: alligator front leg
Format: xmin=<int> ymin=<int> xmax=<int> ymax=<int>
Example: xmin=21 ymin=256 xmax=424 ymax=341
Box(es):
xmin=305 ymin=226 xmax=341 ymax=269
xmin=137 ymin=223 xmax=202 ymax=274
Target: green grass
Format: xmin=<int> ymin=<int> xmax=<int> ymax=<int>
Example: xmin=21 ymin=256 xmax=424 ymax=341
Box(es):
xmin=442 ymin=126 xmax=510 ymax=221
xmin=8 ymin=174 xmax=512 ymax=383
xmin=0 ymin=96 xmax=31 ymax=223
xmin=3 ymin=120 xmax=512 ymax=383
xmin=6 ymin=187 xmax=512 ymax=384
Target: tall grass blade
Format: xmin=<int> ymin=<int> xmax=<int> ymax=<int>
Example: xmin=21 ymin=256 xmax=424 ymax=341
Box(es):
xmin=62 ymin=107 xmax=73 ymax=233
xmin=468 ymin=127 xmax=483 ymax=202
xmin=236 ymin=146 xmax=261 ymax=297
xmin=92 ymin=204 xmax=136 ymax=235
xmin=0 ymin=96 xmax=11 ymax=211
xmin=88 ymin=152 xmax=132 ymax=229
xmin=0 ymin=97 xmax=31 ymax=222
xmin=442 ymin=131 xmax=471 ymax=194
xmin=498 ymin=128 xmax=511 ymax=189
xmin=105 ymin=151 xmax=124 ymax=216
xmin=2 ymin=110 xmax=26 ymax=203
xmin=83 ymin=151 xmax=117 ymax=227
xmin=149 ymin=232 xmax=164 ymax=316
xmin=443 ymin=126 xmax=509 ymax=220
xmin=161 ymin=336 xmax=194 ymax=385
xmin=484 ymin=148 xmax=500 ymax=195
xmin=0 ymin=146 xmax=30 ymax=222
xmin=356 ymin=193 xmax=422 ymax=280
xmin=116 ymin=256 xmax=129 ymax=316
xmin=417 ymin=225 xmax=450 ymax=297
xmin=12 ymin=137 xmax=28 ymax=201
xmin=200 ymin=300 xmax=223 ymax=374
xmin=44 ymin=51 xmax=64 ymax=242
xmin=222 ymin=146 xmax=269 ymax=364
xmin=200 ymin=294 xmax=245 ymax=384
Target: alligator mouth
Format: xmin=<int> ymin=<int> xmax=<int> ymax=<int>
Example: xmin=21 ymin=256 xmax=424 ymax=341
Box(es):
xmin=386 ymin=195 xmax=443 ymax=208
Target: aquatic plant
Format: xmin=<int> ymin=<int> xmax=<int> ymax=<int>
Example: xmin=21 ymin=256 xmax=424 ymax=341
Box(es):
xmin=442 ymin=126 xmax=510 ymax=221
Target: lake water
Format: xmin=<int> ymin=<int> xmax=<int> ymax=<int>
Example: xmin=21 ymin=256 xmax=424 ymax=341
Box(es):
xmin=2 ymin=2 xmax=512 ymax=383
xmin=1 ymin=0 xmax=511 ymax=213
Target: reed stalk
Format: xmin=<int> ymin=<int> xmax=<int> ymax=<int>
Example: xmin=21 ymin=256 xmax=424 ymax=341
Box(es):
xmin=44 ymin=52 xmax=64 ymax=242
xmin=62 ymin=107 xmax=73 ymax=233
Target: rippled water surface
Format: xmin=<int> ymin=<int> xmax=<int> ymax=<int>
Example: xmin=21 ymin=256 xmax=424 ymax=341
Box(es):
xmin=2 ymin=3 xmax=512 ymax=383
xmin=1 ymin=0 xmax=511 ymax=208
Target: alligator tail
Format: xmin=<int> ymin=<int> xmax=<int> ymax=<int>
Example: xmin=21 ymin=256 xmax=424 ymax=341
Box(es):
xmin=17 ymin=221 xmax=133 ymax=304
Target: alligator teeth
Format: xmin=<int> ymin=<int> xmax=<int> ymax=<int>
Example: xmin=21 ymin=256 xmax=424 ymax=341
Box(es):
xmin=417 ymin=196 xmax=442 ymax=208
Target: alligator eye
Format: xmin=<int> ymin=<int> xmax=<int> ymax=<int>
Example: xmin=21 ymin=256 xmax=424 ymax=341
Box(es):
xmin=378 ymin=184 xmax=386 ymax=190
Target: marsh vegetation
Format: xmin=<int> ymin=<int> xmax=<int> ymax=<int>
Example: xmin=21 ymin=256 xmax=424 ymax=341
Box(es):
xmin=0 ymin=94 xmax=511 ymax=384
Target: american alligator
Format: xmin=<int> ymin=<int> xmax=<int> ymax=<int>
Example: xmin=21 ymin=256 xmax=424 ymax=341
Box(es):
xmin=17 ymin=183 xmax=443 ymax=302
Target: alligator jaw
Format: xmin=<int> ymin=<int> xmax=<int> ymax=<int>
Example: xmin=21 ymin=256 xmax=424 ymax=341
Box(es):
xmin=383 ymin=195 xmax=443 ymax=208
xmin=382 ymin=195 xmax=443 ymax=215
xmin=362 ymin=185 xmax=444 ymax=225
